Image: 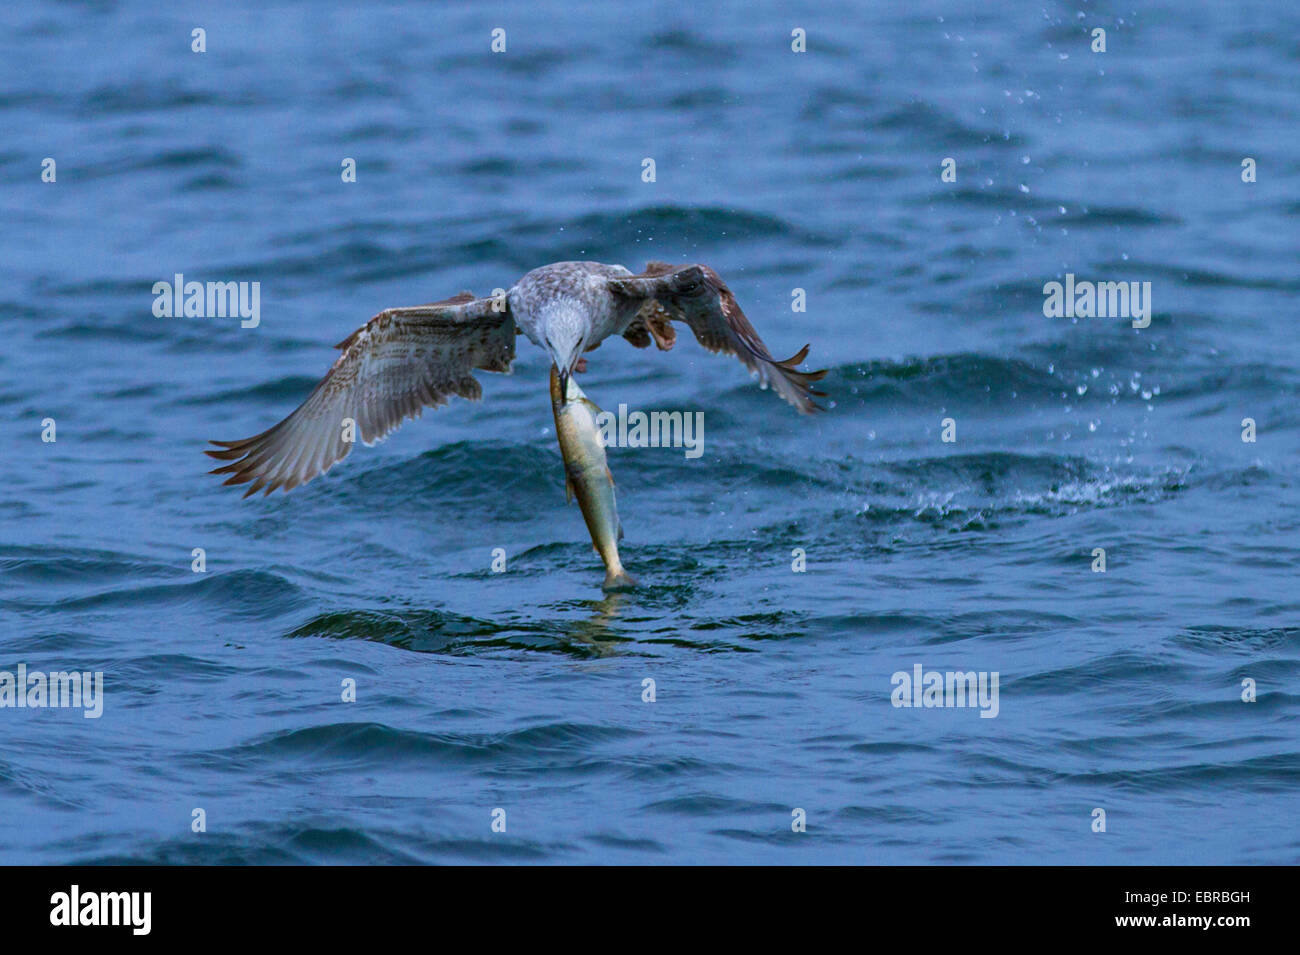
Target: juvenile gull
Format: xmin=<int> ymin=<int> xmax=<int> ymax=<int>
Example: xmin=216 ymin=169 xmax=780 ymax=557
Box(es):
xmin=206 ymin=260 xmax=827 ymax=496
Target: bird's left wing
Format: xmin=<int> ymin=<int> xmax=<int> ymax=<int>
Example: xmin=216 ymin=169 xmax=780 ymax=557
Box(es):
xmin=206 ymin=293 xmax=514 ymax=497
xmin=607 ymin=262 xmax=827 ymax=413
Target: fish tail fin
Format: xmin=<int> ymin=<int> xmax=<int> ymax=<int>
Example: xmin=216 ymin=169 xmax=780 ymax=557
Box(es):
xmin=602 ymin=567 xmax=638 ymax=592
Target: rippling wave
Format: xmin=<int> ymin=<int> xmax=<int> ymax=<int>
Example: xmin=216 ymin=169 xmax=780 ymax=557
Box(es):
xmin=2 ymin=0 xmax=1298 ymax=865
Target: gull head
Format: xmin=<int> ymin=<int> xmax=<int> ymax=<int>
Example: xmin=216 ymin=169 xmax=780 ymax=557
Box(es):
xmin=545 ymin=305 xmax=587 ymax=397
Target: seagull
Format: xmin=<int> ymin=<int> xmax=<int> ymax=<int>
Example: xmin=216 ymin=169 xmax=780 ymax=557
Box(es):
xmin=206 ymin=260 xmax=828 ymax=496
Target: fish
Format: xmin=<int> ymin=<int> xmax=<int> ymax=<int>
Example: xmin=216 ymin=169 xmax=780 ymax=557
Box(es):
xmin=550 ymin=366 xmax=637 ymax=591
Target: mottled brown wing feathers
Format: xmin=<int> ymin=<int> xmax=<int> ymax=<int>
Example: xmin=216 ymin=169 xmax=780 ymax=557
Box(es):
xmin=206 ymin=294 xmax=514 ymax=497
xmin=621 ymin=298 xmax=678 ymax=351
xmin=609 ymin=262 xmax=827 ymax=413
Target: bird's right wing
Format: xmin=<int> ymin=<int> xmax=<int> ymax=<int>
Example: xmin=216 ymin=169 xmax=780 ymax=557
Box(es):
xmin=607 ymin=262 xmax=827 ymax=413
xmin=206 ymin=293 xmax=514 ymax=497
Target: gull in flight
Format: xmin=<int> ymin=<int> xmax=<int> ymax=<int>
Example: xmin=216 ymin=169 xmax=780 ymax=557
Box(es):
xmin=207 ymin=260 xmax=827 ymax=496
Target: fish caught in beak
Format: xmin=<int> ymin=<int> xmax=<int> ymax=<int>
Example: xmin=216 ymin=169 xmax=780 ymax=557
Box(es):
xmin=549 ymin=366 xmax=637 ymax=591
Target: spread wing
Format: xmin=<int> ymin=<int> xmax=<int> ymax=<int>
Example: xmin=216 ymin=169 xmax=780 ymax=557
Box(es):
xmin=607 ymin=262 xmax=827 ymax=413
xmin=206 ymin=293 xmax=515 ymax=497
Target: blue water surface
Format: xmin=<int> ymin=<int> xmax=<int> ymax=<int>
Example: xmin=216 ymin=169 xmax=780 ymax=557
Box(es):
xmin=1 ymin=0 xmax=1298 ymax=863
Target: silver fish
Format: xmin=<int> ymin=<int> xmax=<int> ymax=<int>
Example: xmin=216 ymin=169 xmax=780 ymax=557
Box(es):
xmin=550 ymin=367 xmax=637 ymax=591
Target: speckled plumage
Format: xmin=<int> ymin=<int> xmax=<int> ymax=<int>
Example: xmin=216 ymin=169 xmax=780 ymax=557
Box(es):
xmin=509 ymin=261 xmax=639 ymax=352
xmin=207 ymin=260 xmax=826 ymax=496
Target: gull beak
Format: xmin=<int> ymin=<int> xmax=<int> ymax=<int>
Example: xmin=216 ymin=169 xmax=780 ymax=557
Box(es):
xmin=556 ymin=345 xmax=582 ymax=400
xmin=548 ymin=333 xmax=582 ymax=401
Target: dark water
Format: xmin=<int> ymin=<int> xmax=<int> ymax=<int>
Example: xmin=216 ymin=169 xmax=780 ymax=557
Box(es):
xmin=2 ymin=0 xmax=1298 ymax=864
